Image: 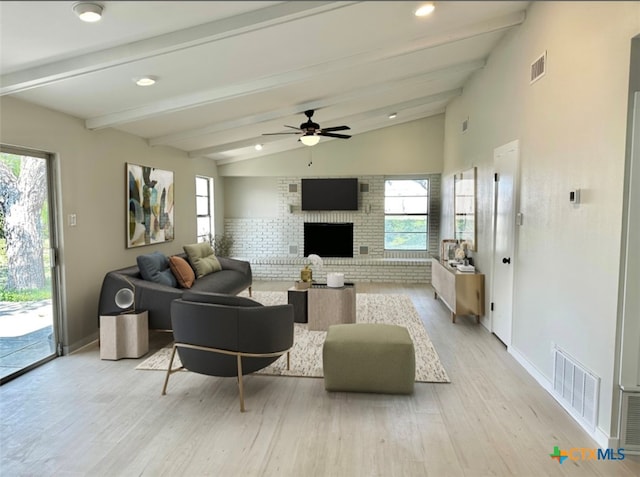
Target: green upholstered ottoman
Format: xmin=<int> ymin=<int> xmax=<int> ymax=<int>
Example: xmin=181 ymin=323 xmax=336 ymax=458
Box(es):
xmin=322 ymin=323 xmax=415 ymax=394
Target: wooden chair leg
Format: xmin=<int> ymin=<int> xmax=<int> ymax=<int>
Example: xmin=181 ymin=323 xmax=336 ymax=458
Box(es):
xmin=236 ymin=354 xmax=245 ymax=412
xmin=161 ymin=345 xmax=178 ymax=395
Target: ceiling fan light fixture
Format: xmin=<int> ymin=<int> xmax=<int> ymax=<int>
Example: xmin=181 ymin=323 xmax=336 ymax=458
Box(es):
xmin=73 ymin=2 xmax=103 ymax=22
xmin=415 ymin=2 xmax=435 ymax=17
xmin=255 ymin=144 xmax=263 ymax=151
xmin=300 ymin=134 xmax=320 ymax=147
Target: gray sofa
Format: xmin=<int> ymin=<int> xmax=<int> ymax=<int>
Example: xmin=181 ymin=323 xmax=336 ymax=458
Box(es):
xmin=98 ymin=253 xmax=252 ymax=330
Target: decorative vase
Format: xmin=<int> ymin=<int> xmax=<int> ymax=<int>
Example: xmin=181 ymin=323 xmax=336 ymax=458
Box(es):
xmin=300 ymin=266 xmax=312 ymax=283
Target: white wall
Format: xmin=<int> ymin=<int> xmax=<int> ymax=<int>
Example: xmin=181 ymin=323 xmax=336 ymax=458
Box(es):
xmin=218 ymin=115 xmax=444 ymax=177
xmin=442 ymin=2 xmax=640 ymax=439
xmin=0 ymin=97 xmax=219 ymax=351
xmin=224 ymin=177 xmax=280 ymax=218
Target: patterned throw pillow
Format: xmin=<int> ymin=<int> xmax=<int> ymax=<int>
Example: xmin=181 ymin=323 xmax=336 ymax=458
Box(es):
xmin=169 ymin=255 xmax=196 ymax=288
xmin=183 ymin=242 xmax=222 ymax=278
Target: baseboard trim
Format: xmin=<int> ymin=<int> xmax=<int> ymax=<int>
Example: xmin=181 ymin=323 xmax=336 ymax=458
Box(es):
xmin=66 ymin=333 xmax=99 ymax=355
xmin=508 ymin=345 xmax=613 ymax=449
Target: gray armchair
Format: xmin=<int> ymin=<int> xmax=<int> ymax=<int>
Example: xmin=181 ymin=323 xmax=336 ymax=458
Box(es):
xmin=162 ymin=291 xmax=294 ymax=412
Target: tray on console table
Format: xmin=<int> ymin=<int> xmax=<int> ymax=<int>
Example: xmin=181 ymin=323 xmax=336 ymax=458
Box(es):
xmin=431 ymin=259 xmax=484 ymax=323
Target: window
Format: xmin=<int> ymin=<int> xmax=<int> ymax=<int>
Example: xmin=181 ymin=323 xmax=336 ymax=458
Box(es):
xmin=384 ymin=179 xmax=428 ymax=250
xmin=196 ymin=176 xmax=214 ymax=243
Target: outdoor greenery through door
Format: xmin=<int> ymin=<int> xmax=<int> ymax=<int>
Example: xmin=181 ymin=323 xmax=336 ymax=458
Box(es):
xmin=0 ymin=149 xmax=58 ymax=383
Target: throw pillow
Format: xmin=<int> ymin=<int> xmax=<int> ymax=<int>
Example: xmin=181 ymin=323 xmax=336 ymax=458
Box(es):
xmin=182 ymin=290 xmax=262 ymax=307
xmin=169 ymin=255 xmax=196 ymax=289
xmin=136 ymin=252 xmax=177 ymax=288
xmin=183 ymin=242 xmax=222 ymax=278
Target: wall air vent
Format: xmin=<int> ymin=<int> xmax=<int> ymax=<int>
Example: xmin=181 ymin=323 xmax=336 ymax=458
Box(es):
xmin=620 ymin=391 xmax=640 ymax=454
xmin=552 ymin=347 xmax=599 ymax=431
xmin=530 ymin=51 xmax=547 ymax=84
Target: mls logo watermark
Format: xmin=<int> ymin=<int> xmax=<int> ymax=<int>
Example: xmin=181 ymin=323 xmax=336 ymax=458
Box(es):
xmin=550 ymin=446 xmax=625 ymax=464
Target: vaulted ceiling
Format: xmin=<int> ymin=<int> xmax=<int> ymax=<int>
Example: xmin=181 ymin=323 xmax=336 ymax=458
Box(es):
xmin=0 ymin=1 xmax=529 ymax=164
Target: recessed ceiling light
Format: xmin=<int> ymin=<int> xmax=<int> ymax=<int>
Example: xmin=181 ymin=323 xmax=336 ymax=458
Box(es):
xmin=72 ymin=2 xmax=103 ymax=22
xmin=415 ymin=2 xmax=435 ymax=17
xmin=255 ymin=144 xmax=263 ymax=151
xmin=133 ymin=76 xmax=157 ymax=87
xmin=388 ymin=113 xmax=397 ymax=119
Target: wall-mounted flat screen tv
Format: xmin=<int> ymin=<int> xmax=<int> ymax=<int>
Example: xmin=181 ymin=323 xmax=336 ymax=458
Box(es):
xmin=301 ymin=178 xmax=358 ymax=211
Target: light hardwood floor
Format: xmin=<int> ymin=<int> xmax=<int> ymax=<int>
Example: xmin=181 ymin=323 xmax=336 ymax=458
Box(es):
xmin=1 ymin=282 xmax=638 ymax=476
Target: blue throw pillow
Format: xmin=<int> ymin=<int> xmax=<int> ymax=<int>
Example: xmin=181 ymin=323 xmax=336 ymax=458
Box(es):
xmin=137 ymin=252 xmax=177 ymax=288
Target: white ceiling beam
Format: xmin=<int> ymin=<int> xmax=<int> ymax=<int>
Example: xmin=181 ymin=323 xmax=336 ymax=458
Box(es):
xmin=0 ymin=1 xmax=355 ymax=96
xmin=333 ymin=89 xmax=462 ymax=126
xmin=189 ymin=89 xmax=461 ymax=159
xmin=150 ymin=60 xmax=484 ymax=146
xmin=85 ymin=10 xmax=525 ymax=130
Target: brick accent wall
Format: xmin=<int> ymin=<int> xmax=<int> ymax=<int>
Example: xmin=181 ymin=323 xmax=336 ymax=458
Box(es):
xmin=225 ymin=175 xmax=440 ymax=283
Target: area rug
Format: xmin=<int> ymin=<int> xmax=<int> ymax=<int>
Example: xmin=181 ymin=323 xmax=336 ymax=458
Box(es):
xmin=136 ymin=292 xmax=450 ymax=383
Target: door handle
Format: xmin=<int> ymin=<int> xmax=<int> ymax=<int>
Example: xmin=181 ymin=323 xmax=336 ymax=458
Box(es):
xmin=502 ymin=257 xmax=511 ymax=264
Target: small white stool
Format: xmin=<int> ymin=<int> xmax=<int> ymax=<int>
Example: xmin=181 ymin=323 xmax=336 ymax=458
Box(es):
xmin=100 ymin=310 xmax=149 ymax=360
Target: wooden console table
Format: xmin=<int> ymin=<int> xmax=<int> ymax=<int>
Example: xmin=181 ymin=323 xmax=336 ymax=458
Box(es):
xmin=431 ymin=260 xmax=484 ymax=323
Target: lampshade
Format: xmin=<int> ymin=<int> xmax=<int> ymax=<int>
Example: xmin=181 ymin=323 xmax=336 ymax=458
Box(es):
xmin=73 ymin=3 xmax=103 ymax=22
xmin=300 ymin=134 xmax=320 ymax=146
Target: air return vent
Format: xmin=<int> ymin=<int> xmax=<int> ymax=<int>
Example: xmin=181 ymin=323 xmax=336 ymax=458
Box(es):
xmin=552 ymin=347 xmax=599 ymax=431
xmin=620 ymin=391 xmax=640 ymax=453
xmin=530 ymin=51 xmax=547 ymax=84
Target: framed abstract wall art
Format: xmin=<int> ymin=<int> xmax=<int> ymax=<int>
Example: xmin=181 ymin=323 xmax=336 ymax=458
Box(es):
xmin=126 ymin=163 xmax=174 ymax=248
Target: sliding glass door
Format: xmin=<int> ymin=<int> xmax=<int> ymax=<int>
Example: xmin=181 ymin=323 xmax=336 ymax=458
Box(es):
xmin=0 ymin=146 xmax=60 ymax=383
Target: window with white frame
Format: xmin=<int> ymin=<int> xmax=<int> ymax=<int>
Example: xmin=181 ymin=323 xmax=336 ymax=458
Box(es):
xmin=384 ymin=178 xmax=429 ymax=251
xmin=196 ymin=176 xmax=214 ymax=243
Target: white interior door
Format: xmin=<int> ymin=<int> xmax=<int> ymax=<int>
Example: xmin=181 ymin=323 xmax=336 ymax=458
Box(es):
xmin=491 ymin=140 xmax=520 ymax=347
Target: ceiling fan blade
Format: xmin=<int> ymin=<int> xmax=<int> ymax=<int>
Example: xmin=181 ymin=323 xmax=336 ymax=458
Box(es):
xmin=318 ymin=132 xmax=351 ymax=139
xmin=284 ymin=125 xmax=301 ymax=130
xmin=321 ymin=125 xmax=350 ymax=132
xmin=262 ymin=132 xmax=301 ymax=136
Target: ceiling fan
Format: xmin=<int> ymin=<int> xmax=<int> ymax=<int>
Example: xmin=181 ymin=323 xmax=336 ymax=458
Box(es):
xmin=262 ymin=110 xmax=351 ymax=146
